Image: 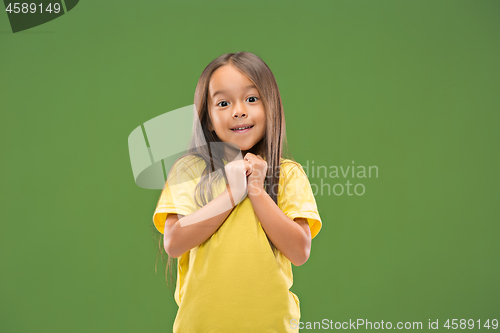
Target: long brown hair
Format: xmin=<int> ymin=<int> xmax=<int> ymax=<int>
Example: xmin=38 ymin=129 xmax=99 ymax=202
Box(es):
xmin=155 ymin=52 xmax=293 ymax=291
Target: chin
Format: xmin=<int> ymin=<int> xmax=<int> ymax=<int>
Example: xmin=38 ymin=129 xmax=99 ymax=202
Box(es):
xmin=240 ymin=144 xmax=257 ymax=152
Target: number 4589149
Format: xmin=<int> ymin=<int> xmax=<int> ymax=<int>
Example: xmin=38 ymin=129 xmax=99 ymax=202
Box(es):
xmin=444 ymin=319 xmax=498 ymax=329
xmin=5 ymin=3 xmax=62 ymax=14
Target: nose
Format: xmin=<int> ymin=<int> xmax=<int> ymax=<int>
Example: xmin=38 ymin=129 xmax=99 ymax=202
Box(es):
xmin=232 ymin=102 xmax=247 ymax=118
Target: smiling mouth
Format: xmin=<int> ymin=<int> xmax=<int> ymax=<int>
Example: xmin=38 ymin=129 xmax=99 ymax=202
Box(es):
xmin=231 ymin=125 xmax=254 ymax=131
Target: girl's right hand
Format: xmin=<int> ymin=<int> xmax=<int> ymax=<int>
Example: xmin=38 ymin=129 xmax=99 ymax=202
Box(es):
xmin=224 ymin=158 xmax=251 ymax=205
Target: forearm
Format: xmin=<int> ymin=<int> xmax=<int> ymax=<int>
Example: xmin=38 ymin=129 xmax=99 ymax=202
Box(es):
xmin=247 ymin=186 xmax=311 ymax=265
xmin=165 ymin=186 xmax=245 ymax=257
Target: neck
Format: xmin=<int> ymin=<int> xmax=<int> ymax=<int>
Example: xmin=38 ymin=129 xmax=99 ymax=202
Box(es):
xmin=223 ymin=139 xmax=265 ymax=160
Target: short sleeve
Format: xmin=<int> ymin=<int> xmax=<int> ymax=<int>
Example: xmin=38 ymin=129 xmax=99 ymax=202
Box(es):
xmin=152 ymin=157 xmax=201 ymax=234
xmin=278 ymin=162 xmax=322 ymax=239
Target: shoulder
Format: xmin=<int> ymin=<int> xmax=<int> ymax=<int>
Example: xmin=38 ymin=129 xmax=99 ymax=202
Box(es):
xmin=170 ymin=154 xmax=206 ymax=177
xmin=277 ymin=158 xmax=314 ymax=206
xmin=279 ymin=158 xmax=308 ymax=181
xmin=280 ymin=158 xmax=305 ymax=173
xmin=177 ymin=154 xmax=204 ymax=167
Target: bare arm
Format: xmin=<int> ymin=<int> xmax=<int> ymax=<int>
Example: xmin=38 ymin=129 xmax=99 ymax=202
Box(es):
xmin=247 ymin=186 xmax=311 ymax=266
xmin=163 ymin=185 xmax=245 ymax=258
xmin=243 ymin=153 xmax=312 ymax=266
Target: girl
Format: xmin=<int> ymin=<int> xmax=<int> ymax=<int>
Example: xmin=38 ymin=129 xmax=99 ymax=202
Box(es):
xmin=153 ymin=52 xmax=322 ymax=332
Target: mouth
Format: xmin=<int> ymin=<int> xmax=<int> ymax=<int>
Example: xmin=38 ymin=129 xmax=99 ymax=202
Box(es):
xmin=230 ymin=125 xmax=254 ymax=133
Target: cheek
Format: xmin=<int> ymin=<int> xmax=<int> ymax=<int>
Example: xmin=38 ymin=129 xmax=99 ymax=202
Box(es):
xmin=209 ymin=114 xmax=227 ymax=132
xmin=208 ymin=109 xmax=217 ymax=123
xmin=258 ymin=116 xmax=266 ymax=134
xmin=210 ymin=114 xmax=222 ymax=127
xmin=208 ymin=115 xmax=218 ymax=132
xmin=259 ymin=111 xmax=267 ymax=127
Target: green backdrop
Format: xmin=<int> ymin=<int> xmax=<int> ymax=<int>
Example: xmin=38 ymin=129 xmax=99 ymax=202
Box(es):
xmin=1 ymin=0 xmax=499 ymax=332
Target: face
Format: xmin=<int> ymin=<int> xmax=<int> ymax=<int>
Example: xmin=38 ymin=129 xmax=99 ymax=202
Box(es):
xmin=207 ymin=64 xmax=266 ymax=156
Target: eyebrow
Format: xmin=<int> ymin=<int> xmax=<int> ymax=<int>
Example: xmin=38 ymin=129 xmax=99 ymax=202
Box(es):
xmin=211 ymin=85 xmax=257 ymax=98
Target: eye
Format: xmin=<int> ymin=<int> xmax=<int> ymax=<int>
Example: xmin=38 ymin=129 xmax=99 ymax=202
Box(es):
xmin=246 ymin=96 xmax=259 ymax=103
xmin=217 ymin=101 xmax=229 ymax=107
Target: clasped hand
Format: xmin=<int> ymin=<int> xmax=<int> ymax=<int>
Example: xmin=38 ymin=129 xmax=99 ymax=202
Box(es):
xmin=224 ymin=153 xmax=267 ymax=204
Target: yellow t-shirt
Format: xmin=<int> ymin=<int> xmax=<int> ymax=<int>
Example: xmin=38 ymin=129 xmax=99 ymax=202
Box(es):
xmin=153 ymin=154 xmax=322 ymax=333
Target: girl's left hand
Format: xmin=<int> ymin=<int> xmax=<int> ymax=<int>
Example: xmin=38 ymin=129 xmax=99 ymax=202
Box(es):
xmin=243 ymin=153 xmax=267 ymax=196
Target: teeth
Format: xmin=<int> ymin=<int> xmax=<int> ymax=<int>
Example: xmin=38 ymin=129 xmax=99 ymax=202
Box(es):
xmin=233 ymin=126 xmax=252 ymax=130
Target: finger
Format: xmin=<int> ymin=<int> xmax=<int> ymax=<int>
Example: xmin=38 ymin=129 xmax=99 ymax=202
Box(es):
xmin=244 ymin=153 xmax=255 ymax=161
xmin=244 ymin=160 xmax=252 ymax=176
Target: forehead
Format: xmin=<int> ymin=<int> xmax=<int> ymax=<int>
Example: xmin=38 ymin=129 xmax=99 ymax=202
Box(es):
xmin=209 ymin=65 xmax=256 ymax=97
